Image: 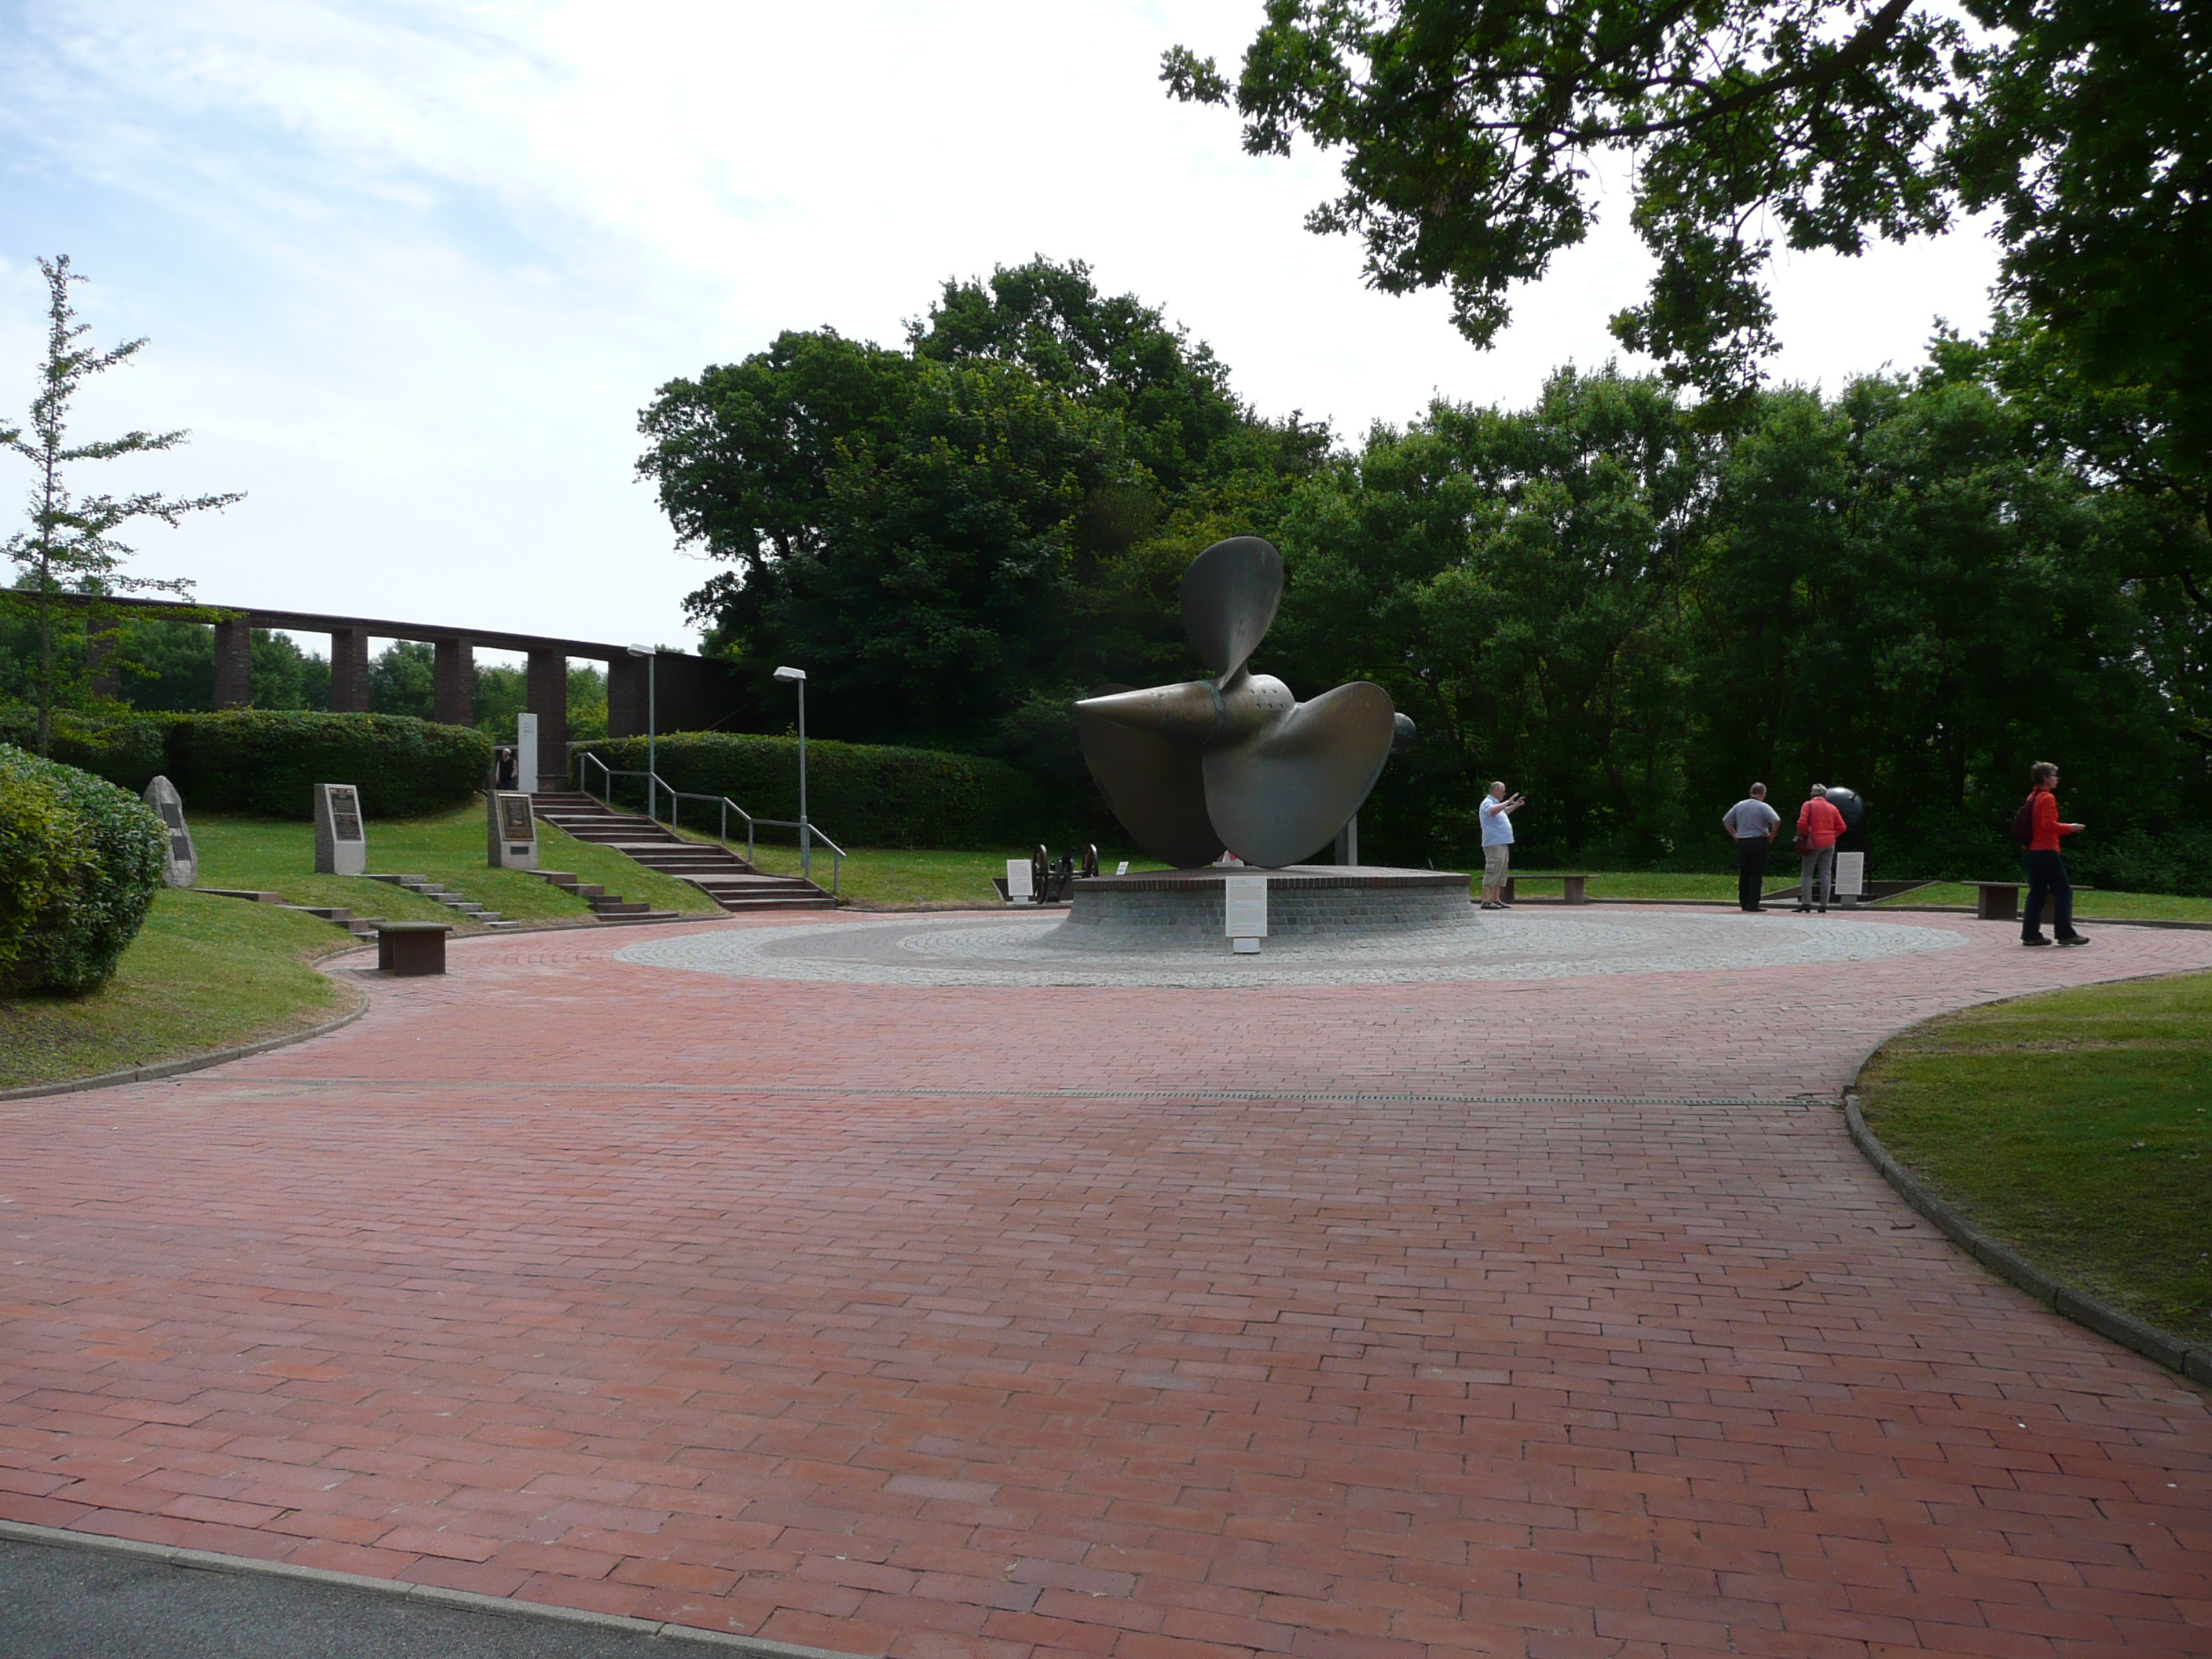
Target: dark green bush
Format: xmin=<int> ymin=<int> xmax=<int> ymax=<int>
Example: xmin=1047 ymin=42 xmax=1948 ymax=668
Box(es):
xmin=576 ymin=732 xmax=1054 ymax=848
xmin=165 ymin=711 xmax=492 ymax=819
xmin=0 ymin=705 xmax=489 ymax=819
xmin=0 ymin=745 xmax=164 ymax=995
xmin=0 ymin=706 xmax=174 ymax=793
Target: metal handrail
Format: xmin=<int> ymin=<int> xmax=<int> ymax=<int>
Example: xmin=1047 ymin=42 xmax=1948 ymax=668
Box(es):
xmin=576 ymin=753 xmax=844 ymax=896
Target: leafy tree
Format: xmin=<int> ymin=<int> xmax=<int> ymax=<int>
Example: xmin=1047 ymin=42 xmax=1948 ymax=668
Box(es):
xmin=1271 ymin=366 xmax=1711 ymax=859
xmin=1 ymin=257 xmax=240 ymax=754
xmin=1948 ymin=0 xmax=2211 ymax=489
xmin=739 ymin=357 xmax=1137 ymax=745
xmin=637 ymin=267 xmax=1324 ymax=750
xmin=1686 ymin=359 xmax=2177 ymax=870
xmin=911 ymin=256 xmax=1251 ymax=500
xmin=1164 ymin=0 xmax=1961 ymax=405
xmin=1163 ymin=0 xmax=2210 ymax=449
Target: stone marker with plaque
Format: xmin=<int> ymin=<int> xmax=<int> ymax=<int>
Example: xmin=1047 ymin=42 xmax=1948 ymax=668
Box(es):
xmin=486 ymin=791 xmax=539 ymax=870
xmin=1833 ymin=850 xmax=1866 ymax=908
xmin=141 ymin=775 xmax=198 ymax=888
xmin=1224 ymin=873 xmax=1269 ymax=954
xmin=515 ymin=712 xmax=540 ymax=801
xmin=314 ymin=782 xmax=368 ymax=876
xmin=1004 ymin=857 xmax=1035 ymax=906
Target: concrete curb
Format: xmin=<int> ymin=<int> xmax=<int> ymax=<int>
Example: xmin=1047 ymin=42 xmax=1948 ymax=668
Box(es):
xmin=1841 ymin=1092 xmax=2212 ymax=1390
xmin=0 ymin=986 xmax=370 ymax=1104
xmin=0 ymin=1519 xmax=872 ymax=1657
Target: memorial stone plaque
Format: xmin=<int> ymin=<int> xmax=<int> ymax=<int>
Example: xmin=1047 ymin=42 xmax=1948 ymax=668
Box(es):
xmin=487 ymin=790 xmax=539 ymax=870
xmin=141 ymin=775 xmax=196 ymax=888
xmin=515 ymin=712 xmax=540 ymax=800
xmin=1004 ymin=857 xmax=1034 ymax=905
xmin=1833 ymin=850 xmax=1866 ymax=906
xmin=1224 ymin=873 xmax=1269 ymax=954
xmin=314 ymin=782 xmax=368 ymax=876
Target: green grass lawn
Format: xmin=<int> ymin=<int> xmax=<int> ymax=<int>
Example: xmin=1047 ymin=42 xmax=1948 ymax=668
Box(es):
xmin=725 ymin=844 xmax=2212 ymax=917
xmin=1856 ymin=971 xmax=2212 ymax=1347
xmin=738 ymin=840 xmax=1166 ymax=908
xmin=1873 ymin=881 xmax=2212 ymax=922
xmin=1511 ymin=870 xmax=1740 ymax=902
xmin=0 ymin=889 xmax=353 ymax=1090
xmin=192 ymin=803 xmax=721 ymax=927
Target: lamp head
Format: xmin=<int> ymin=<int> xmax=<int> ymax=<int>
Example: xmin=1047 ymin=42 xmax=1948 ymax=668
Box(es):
xmin=773 ymin=665 xmax=806 ymax=683
xmin=626 ymin=644 xmax=653 ymax=657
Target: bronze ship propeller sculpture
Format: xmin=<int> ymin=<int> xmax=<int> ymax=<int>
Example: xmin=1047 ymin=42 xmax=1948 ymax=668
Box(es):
xmin=1075 ymin=537 xmax=1407 ymax=870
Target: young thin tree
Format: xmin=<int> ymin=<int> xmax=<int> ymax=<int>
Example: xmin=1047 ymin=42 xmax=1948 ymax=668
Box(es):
xmin=3 ymin=255 xmax=241 ymax=755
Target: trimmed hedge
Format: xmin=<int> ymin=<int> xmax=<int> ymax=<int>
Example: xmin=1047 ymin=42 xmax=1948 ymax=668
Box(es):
xmin=0 ymin=706 xmax=491 ymax=819
xmin=577 ymin=732 xmax=1053 ymax=849
xmin=0 ymin=745 xmax=165 ymax=995
xmin=0 ymin=707 xmax=172 ymax=793
xmin=167 ymin=711 xmax=491 ymax=819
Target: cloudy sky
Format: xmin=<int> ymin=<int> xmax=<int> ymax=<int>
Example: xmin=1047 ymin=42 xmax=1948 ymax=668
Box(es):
xmin=0 ymin=1 xmax=2003 ymax=656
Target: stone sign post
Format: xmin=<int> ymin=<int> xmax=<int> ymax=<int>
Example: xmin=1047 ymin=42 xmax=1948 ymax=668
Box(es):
xmin=487 ymin=791 xmax=539 ymax=870
xmin=314 ymin=782 xmax=368 ymax=876
xmin=1224 ymin=873 xmax=1269 ymax=954
xmin=515 ymin=713 xmax=540 ymax=800
xmin=1833 ymin=850 xmax=1866 ymax=909
xmin=141 ymin=775 xmax=197 ymax=888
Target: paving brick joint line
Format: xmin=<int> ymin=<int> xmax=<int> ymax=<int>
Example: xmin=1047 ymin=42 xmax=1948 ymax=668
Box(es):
xmin=2 ymin=906 xmax=2209 ymax=1659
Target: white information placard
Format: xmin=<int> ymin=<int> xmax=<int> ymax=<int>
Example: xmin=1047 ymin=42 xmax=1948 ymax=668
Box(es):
xmin=1833 ymin=850 xmax=1865 ymax=899
xmin=1005 ymin=857 xmax=1035 ymax=904
xmin=1224 ymin=873 xmax=1268 ymax=952
xmin=515 ymin=712 xmax=540 ymax=797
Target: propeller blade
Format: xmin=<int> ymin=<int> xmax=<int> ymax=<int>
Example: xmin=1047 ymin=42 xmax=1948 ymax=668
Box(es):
xmin=1075 ymin=705 xmax=1225 ymax=870
xmin=1181 ymin=537 xmax=1282 ymax=680
xmin=1202 ymin=682 xmax=1395 ymax=868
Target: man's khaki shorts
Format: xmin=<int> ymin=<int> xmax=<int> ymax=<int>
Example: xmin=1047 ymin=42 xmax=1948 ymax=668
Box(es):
xmin=1484 ymin=844 xmax=1511 ymax=884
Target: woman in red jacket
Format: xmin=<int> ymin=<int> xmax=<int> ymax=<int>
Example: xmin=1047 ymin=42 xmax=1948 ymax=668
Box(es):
xmin=2022 ymin=761 xmax=2089 ymax=947
xmin=1795 ymin=784 xmax=1848 ymax=912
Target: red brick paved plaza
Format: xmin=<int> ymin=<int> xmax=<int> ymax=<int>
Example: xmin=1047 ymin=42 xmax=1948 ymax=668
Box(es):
xmin=2 ymin=909 xmax=2209 ymax=1657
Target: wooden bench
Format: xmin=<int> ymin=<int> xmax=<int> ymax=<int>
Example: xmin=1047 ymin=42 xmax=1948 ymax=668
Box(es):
xmin=375 ymin=921 xmax=452 ymax=976
xmin=1500 ymin=874 xmax=1589 ymax=905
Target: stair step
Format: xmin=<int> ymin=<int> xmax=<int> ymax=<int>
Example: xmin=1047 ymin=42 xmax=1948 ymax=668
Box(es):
xmin=531 ymin=793 xmax=836 ymax=913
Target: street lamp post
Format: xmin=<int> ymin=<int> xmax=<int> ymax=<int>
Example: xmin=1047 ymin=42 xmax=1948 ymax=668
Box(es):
xmin=773 ymin=665 xmax=809 ymax=878
xmin=627 ymin=645 xmax=657 ymax=820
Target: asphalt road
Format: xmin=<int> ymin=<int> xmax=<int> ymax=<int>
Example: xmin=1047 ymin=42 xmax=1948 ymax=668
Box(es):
xmin=0 ymin=1538 xmax=727 ymax=1659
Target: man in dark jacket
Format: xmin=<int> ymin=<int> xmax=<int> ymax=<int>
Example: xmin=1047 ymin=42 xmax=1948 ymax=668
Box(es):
xmin=2021 ymin=761 xmax=2089 ymax=947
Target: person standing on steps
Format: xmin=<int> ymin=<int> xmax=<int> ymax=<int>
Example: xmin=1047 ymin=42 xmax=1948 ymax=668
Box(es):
xmin=1478 ymin=782 xmax=1525 ymax=910
xmin=1722 ymin=783 xmax=1782 ymax=911
xmin=2019 ymin=761 xmax=2089 ymax=947
xmin=1796 ymin=784 xmax=1848 ymax=912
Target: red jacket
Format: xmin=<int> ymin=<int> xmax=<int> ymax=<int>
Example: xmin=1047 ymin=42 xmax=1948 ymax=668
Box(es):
xmin=2027 ymin=787 xmax=2077 ymax=852
xmin=1797 ymin=797 xmax=1847 ymax=849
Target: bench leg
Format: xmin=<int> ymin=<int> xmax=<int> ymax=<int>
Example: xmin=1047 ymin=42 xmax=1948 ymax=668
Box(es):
xmin=1562 ymin=877 xmax=1587 ymax=905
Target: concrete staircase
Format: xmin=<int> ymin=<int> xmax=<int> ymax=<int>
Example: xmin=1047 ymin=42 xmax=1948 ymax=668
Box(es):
xmin=366 ymin=874 xmax=526 ymax=929
xmin=532 ymin=791 xmax=838 ymax=914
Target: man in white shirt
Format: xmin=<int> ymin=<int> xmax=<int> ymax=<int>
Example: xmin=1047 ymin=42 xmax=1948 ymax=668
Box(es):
xmin=1720 ymin=783 xmax=1782 ymax=912
xmin=1478 ymin=781 xmax=1525 ymax=910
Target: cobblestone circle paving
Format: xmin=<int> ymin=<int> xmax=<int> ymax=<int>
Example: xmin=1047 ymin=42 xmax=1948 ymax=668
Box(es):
xmin=2 ymin=906 xmax=2209 ymax=1659
xmin=617 ymin=908 xmax=1969 ymax=989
